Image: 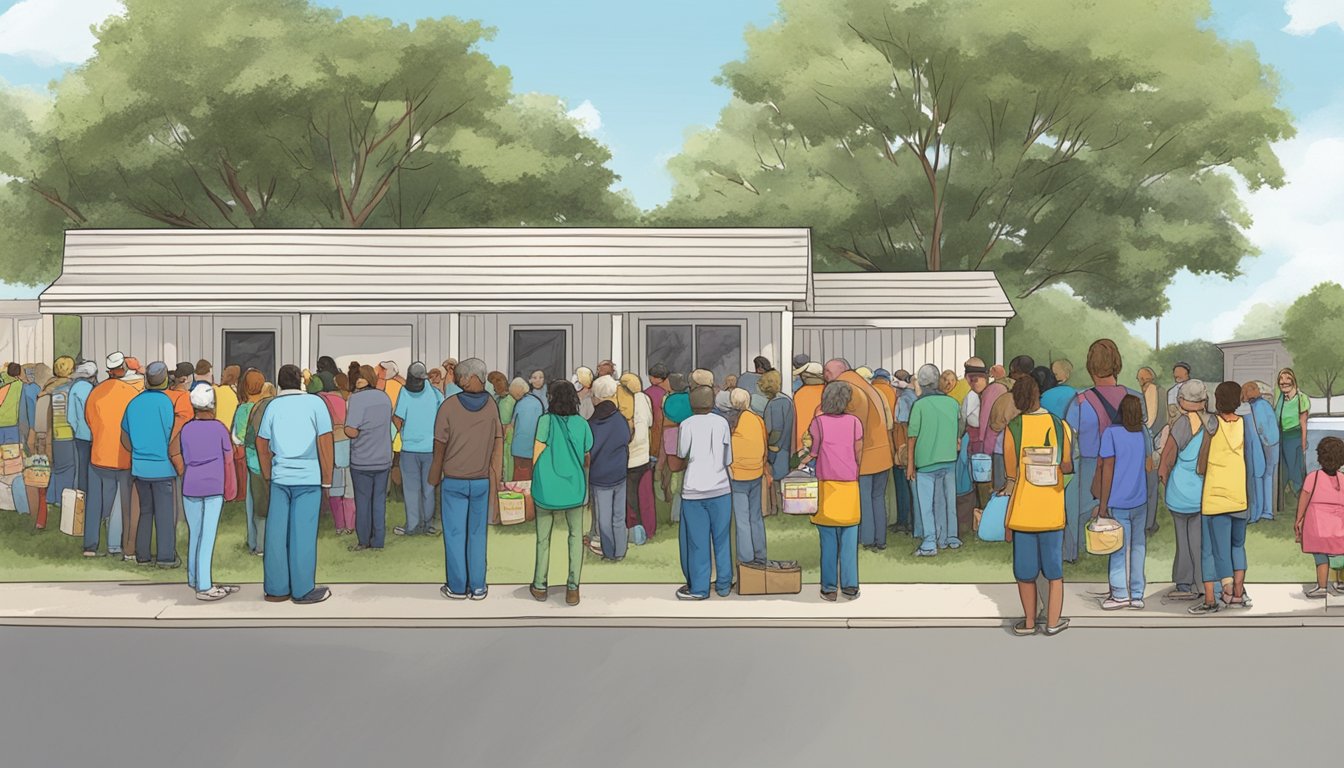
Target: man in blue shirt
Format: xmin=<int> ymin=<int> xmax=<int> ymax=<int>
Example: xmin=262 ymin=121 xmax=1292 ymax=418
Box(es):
xmin=67 ymin=361 xmax=96 ymax=497
xmin=121 ymin=362 xmax=179 ymax=567
xmin=1245 ymin=381 xmax=1281 ymax=522
xmin=393 ymin=362 xmax=445 ymax=537
xmin=510 ymin=384 xmax=545 ymax=480
xmin=258 ymin=364 xmax=335 ymax=604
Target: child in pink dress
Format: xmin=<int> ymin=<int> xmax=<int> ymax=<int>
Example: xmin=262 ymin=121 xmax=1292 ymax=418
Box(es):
xmin=1296 ymin=436 xmax=1344 ymax=597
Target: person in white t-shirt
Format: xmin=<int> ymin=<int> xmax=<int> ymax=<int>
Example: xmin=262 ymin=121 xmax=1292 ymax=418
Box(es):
xmin=675 ymin=385 xmax=733 ymax=600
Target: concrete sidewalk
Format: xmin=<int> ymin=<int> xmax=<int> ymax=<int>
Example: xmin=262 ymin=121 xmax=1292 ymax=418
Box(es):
xmin=0 ymin=581 xmax=1339 ymax=628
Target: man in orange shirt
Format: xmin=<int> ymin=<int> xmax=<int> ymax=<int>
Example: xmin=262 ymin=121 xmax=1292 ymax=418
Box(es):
xmin=83 ymin=352 xmax=139 ymax=559
xmin=825 ymin=359 xmax=895 ymax=551
xmin=792 ymin=362 xmax=825 ymax=459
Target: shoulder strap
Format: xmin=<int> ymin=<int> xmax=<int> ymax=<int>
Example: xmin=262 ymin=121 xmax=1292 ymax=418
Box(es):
xmin=1008 ymin=416 xmax=1023 ymax=459
xmin=1087 ymin=387 xmax=1122 ymax=424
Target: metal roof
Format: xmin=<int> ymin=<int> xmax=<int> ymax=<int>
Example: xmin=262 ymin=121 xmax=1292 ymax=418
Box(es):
xmin=40 ymin=228 xmax=812 ymax=314
xmin=798 ymin=271 xmax=1016 ymax=328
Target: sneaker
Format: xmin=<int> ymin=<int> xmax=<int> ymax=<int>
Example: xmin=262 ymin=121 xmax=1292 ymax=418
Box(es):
xmin=123 ymin=554 xmax=136 ymax=562
xmin=913 ymin=548 xmax=937 ymax=558
xmin=254 ymin=550 xmax=265 ymax=557
xmin=1100 ymin=598 xmax=1131 ymax=611
xmin=676 ymin=586 xmax=708 ymax=601
xmin=424 ymin=526 xmax=440 ymax=537
xmin=82 ymin=550 xmax=99 ymax=558
xmin=841 ymin=587 xmax=860 ymax=600
xmin=393 ymin=526 xmax=409 ymax=536
xmin=264 ymin=593 xmax=291 ymax=603
xmin=441 ymin=585 xmax=468 ymax=600
xmin=716 ymin=588 xmax=732 ymax=598
xmin=348 ymin=544 xmax=368 ymax=552
xmin=1223 ymin=591 xmax=1252 ymax=609
xmin=1165 ymin=588 xmax=1199 ymax=601
xmin=217 ymin=584 xmax=241 ymax=594
xmin=1012 ymin=621 xmax=1037 ymax=636
xmin=1334 ymin=581 xmax=1344 ymax=593
xmin=470 ymin=588 xmax=488 ymax=601
xmin=293 ymin=587 xmax=331 ymax=605
xmin=1305 ymin=585 xmax=1329 ymax=599
xmin=1188 ymin=601 xmax=1221 ymax=615
xmin=820 ymin=590 xmax=838 ymax=602
xmin=156 ymin=558 xmax=182 ymax=569
xmin=1129 ymin=599 xmax=1145 ymax=610
xmin=1044 ymin=618 xmax=1071 ymax=636
xmin=946 ymin=539 xmax=963 ymax=550
xmin=196 ymin=587 xmax=228 ymax=601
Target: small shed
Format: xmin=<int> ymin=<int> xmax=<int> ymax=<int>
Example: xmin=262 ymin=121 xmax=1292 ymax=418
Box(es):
xmin=0 ymin=300 xmax=53 ymax=367
xmin=1217 ymin=337 xmax=1292 ymax=388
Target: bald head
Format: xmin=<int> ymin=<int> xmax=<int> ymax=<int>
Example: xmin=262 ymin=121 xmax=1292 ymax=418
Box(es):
xmin=823 ymin=359 xmax=850 ymax=382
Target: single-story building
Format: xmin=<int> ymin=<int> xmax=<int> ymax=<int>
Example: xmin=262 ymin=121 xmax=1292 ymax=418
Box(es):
xmin=0 ymin=300 xmax=53 ymax=367
xmin=1217 ymin=337 xmax=1291 ymax=389
xmin=39 ymin=229 xmax=1015 ymax=383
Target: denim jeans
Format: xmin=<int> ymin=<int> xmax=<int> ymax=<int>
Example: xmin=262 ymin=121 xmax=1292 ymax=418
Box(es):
xmin=730 ymin=478 xmax=767 ymax=564
xmin=679 ymin=494 xmax=733 ymax=597
xmin=534 ymin=506 xmax=584 ymax=590
xmin=351 ymin=467 xmax=389 ymax=547
xmin=592 ymin=482 xmax=628 ymax=560
xmin=84 ymin=465 xmax=130 ymax=554
xmin=1107 ymin=505 xmax=1147 ymax=601
xmin=184 ymin=495 xmax=223 ymax=592
xmin=816 ymin=524 xmax=859 ymax=593
xmin=441 ymin=477 xmax=490 ymax=595
xmin=245 ymin=471 xmax=268 ymax=553
xmin=134 ymin=477 xmax=176 ymax=564
xmin=1064 ymin=456 xmax=1098 ymax=562
xmin=399 ymin=452 xmax=434 ymax=533
xmin=892 ymin=467 xmax=914 ymax=529
xmin=1171 ymin=511 xmax=1203 ymax=592
xmin=1249 ymin=467 xmax=1276 ymax=522
xmin=73 ymin=438 xmax=91 ymax=494
xmin=263 ymin=484 xmax=321 ymax=599
xmin=46 ymin=439 xmax=76 ymax=505
xmin=1201 ymin=514 xmax=1248 ymax=583
xmin=915 ymin=466 xmax=957 ymax=552
xmin=859 ymin=471 xmax=889 ymax=548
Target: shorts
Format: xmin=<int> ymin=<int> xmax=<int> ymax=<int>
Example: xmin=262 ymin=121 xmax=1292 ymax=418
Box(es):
xmin=1313 ymin=554 xmax=1344 ymax=569
xmin=1012 ymin=529 xmax=1064 ymax=582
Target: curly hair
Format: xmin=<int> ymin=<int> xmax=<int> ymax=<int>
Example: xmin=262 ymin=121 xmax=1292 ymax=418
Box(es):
xmin=547 ymin=379 xmax=581 ymax=417
xmin=1011 ymin=375 xmax=1041 ymax=413
xmin=1318 ymin=437 xmax=1344 ymax=477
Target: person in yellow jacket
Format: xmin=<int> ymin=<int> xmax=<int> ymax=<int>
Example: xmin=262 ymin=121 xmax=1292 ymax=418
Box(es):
xmin=727 ymin=388 xmax=768 ymax=565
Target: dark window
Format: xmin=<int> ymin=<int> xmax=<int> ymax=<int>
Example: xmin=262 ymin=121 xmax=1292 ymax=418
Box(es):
xmin=695 ymin=325 xmax=742 ymax=383
xmin=512 ymin=328 xmax=567 ymax=383
xmin=224 ymin=331 xmax=276 ymax=383
xmin=645 ymin=325 xmax=693 ymax=378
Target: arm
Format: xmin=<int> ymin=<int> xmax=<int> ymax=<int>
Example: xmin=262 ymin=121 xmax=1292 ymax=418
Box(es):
xmin=392 ymin=415 xmax=405 ymax=434
xmin=257 ymin=437 xmax=273 ymax=482
xmin=169 ymin=429 xmax=185 ymax=476
xmin=1097 ymin=457 xmax=1114 ymax=517
xmin=1196 ymin=422 xmax=1212 ymax=477
xmin=1000 ymin=427 xmax=1018 ymax=497
xmin=533 ymin=440 xmax=545 ymax=465
xmin=344 ymin=425 xmax=360 ymax=439
xmin=429 ymin=439 xmax=446 ymax=488
xmin=905 ymin=436 xmax=917 ymax=481
xmin=1158 ymin=437 xmax=1177 ymax=483
xmin=317 ymin=432 xmax=334 ymax=487
xmin=1296 ymin=473 xmax=1316 ymax=542
xmin=121 ymin=430 xmax=133 ymax=455
xmin=854 ymin=438 xmax=863 ymax=467
xmin=1301 ymin=403 xmax=1310 ymax=451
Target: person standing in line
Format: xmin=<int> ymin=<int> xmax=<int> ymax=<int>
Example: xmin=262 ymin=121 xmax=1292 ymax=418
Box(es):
xmin=256 ymin=364 xmax=335 ymax=605
xmin=1245 ymin=381 xmax=1280 ymax=522
xmin=232 ymin=369 xmax=270 ymax=556
xmin=792 ymin=362 xmax=825 ymax=461
xmin=1189 ymin=381 xmax=1254 ymax=614
xmin=761 ymin=370 xmax=794 ymax=517
xmin=1297 ymin=437 xmax=1344 ymax=598
xmin=588 ymin=376 xmax=630 ymax=561
xmin=573 ymin=367 xmax=596 ymax=420
xmin=1001 ymin=376 xmax=1073 ymax=636
xmin=499 ymin=377 xmax=523 ymax=483
xmin=824 ymin=359 xmax=894 ymax=552
xmin=643 ymin=364 xmax=669 ymax=521
xmin=528 ymin=369 xmax=549 ymax=410
xmin=529 ymin=381 xmax=593 ymax=606
xmin=961 ymin=359 xmax=992 ymax=506
xmin=429 ymin=358 xmax=503 ymax=601
xmin=1041 ymin=360 xmax=1077 ymax=419
xmin=510 ymin=377 xmax=546 ymax=481
xmin=0 ymin=362 xmax=23 ymax=447
xmin=727 ymin=387 xmax=768 ymax=566
xmin=314 ymin=376 xmax=354 ymax=534
xmin=36 ymin=356 xmax=78 ymax=512
xmin=1275 ymin=367 xmax=1311 ymax=498
xmin=166 ymin=362 xmax=196 ymax=525
xmin=170 ymin=385 xmax=240 ymax=601
xmin=122 ymin=362 xmax=180 ymax=568
xmin=1157 ymin=379 xmax=1211 ymax=601
xmin=1096 ymin=395 xmax=1150 ymax=610
xmin=907 ymin=364 xmax=963 ymax=556
xmin=619 ymin=372 xmax=656 ymax=540
xmin=82 ymin=353 xmax=138 ymax=559
xmin=658 ymin=373 xmax=691 ymax=523
xmin=67 ymin=361 xmax=96 ymax=503
xmin=345 ymin=366 xmax=392 ymax=550
xmin=393 ymin=362 xmax=444 ymax=538
xmin=676 ymin=385 xmax=734 ymax=600
xmin=1168 ymin=363 xmax=1192 ymax=413
xmin=976 ymin=365 xmax=1012 ymax=492
xmin=595 ymin=360 xmax=616 ymax=380
xmin=806 ymin=381 xmax=864 ymax=601
xmin=891 ymin=370 xmax=918 ymax=534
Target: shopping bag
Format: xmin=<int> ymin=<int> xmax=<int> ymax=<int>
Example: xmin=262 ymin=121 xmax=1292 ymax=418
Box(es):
xmin=59 ymin=488 xmax=85 ymax=536
xmin=780 ymin=469 xmax=818 ymax=515
xmin=497 ymin=490 xmax=527 ymax=526
xmin=23 ymin=455 xmax=50 ymax=489
xmin=977 ymin=494 xmax=1009 ymax=542
xmin=499 ymin=480 xmax=535 ymax=524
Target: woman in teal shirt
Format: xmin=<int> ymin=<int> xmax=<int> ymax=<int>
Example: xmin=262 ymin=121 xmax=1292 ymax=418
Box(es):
xmin=1276 ymin=367 xmax=1311 ymax=495
xmin=530 ymin=380 xmax=593 ymax=606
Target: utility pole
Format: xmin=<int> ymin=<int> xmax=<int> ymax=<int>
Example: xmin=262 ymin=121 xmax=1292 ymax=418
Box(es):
xmin=1155 ymin=317 xmax=1161 ymax=353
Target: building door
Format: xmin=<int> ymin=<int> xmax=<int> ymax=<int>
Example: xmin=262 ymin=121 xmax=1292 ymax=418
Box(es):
xmin=511 ymin=328 xmax=568 ymax=383
xmin=224 ymin=331 xmax=277 ymax=383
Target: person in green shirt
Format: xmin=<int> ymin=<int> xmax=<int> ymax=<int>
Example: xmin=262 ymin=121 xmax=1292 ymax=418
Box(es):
xmin=530 ymin=380 xmax=593 ymax=606
xmin=906 ymin=364 xmax=966 ymax=556
xmin=1276 ymin=367 xmax=1311 ymax=495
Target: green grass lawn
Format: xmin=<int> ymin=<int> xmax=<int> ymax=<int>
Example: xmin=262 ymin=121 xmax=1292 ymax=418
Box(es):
xmin=0 ymin=491 xmax=1319 ymax=585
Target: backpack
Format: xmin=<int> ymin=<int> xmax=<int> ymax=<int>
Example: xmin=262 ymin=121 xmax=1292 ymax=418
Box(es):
xmin=1007 ymin=412 xmax=1066 ymax=487
xmin=1082 ymin=387 xmax=1123 ymax=433
xmin=244 ymin=397 xmax=273 ymax=454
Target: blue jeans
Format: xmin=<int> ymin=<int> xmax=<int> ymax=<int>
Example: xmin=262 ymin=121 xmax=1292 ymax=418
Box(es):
xmin=858 ymin=471 xmax=888 ymax=548
xmin=184 ymin=495 xmax=223 ymax=592
xmin=84 ymin=465 xmax=130 ymax=554
xmin=263 ymin=484 xmax=321 ymax=600
xmin=1064 ymin=456 xmax=1098 ymax=562
xmin=892 ymin=467 xmax=913 ymax=529
xmin=441 ymin=477 xmax=490 ymax=595
xmin=915 ymin=466 xmax=957 ymax=552
xmin=592 ymin=482 xmax=627 ymax=560
xmin=730 ymin=478 xmax=767 ymax=564
xmin=1281 ymin=431 xmax=1305 ymax=493
xmin=1249 ymin=468 xmax=1275 ymax=522
xmin=1201 ymin=514 xmax=1248 ymax=583
xmin=351 ymin=468 xmax=389 ymax=547
xmin=1107 ymin=505 xmax=1147 ymax=601
xmin=816 ymin=524 xmax=859 ymax=593
xmin=399 ymin=452 xmax=434 ymax=533
xmin=679 ymin=493 xmax=732 ymax=597
xmin=134 ymin=477 xmax=176 ymax=564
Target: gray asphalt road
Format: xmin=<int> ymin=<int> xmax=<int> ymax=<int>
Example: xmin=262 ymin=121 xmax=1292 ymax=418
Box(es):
xmin=0 ymin=625 xmax=1333 ymax=766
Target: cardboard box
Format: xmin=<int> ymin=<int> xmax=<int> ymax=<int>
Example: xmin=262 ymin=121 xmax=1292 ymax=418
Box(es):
xmin=736 ymin=561 xmax=802 ymax=596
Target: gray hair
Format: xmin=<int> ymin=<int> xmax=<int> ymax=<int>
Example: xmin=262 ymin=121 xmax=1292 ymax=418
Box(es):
xmin=455 ymin=358 xmax=487 ymax=386
xmin=916 ymin=364 xmax=941 ymax=390
xmin=729 ymin=387 xmax=751 ymax=410
xmin=508 ymin=377 xmax=528 ymax=396
xmin=820 ymin=381 xmax=853 ymax=415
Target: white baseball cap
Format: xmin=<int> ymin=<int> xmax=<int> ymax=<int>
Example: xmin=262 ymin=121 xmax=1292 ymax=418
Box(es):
xmin=105 ymin=351 xmax=126 ymax=370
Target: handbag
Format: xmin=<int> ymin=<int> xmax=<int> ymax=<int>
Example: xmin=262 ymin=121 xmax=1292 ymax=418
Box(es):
xmin=977 ymin=494 xmax=1009 ymax=542
xmin=1009 ymin=414 xmax=1065 ymax=488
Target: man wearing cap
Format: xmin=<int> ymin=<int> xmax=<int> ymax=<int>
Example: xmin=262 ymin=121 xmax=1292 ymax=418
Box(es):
xmin=791 ymin=354 xmax=810 ymax=393
xmin=392 ymin=361 xmax=444 ymax=537
xmin=961 ymin=358 xmax=993 ymax=504
xmin=257 ymin=364 xmax=335 ymax=604
xmin=67 ymin=361 xmax=96 ymax=500
xmin=121 ymin=362 xmax=180 ymax=567
xmin=83 ymin=353 xmax=138 ymax=558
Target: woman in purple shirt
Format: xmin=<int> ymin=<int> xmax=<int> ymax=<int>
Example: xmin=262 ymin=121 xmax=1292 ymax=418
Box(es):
xmin=171 ymin=385 xmax=239 ymax=601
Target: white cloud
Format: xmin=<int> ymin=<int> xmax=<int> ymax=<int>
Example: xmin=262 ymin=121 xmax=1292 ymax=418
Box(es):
xmin=0 ymin=0 xmax=122 ymax=66
xmin=1283 ymin=0 xmax=1344 ymax=35
xmin=566 ymin=99 xmax=602 ymax=134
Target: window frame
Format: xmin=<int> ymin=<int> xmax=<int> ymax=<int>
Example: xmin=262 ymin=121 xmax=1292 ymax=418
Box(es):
xmin=641 ymin=318 xmax=746 ymax=379
xmin=509 ymin=324 xmax=572 ymax=383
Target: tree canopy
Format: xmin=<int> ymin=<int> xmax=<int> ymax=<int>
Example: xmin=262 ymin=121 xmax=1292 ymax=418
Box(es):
xmin=1232 ymin=301 xmax=1288 ymax=341
xmin=1283 ymin=282 xmax=1344 ymax=412
xmin=0 ymin=0 xmax=635 ymax=284
xmin=655 ymin=0 xmax=1293 ymax=320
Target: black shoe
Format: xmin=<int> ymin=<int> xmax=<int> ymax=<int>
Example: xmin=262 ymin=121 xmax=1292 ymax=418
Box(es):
xmin=293 ymin=587 xmax=331 ymax=605
xmin=156 ymin=559 xmax=182 ymax=569
xmin=676 ymin=586 xmax=708 ymax=601
xmin=348 ymin=544 xmax=368 ymax=552
xmin=841 ymin=587 xmax=860 ymax=600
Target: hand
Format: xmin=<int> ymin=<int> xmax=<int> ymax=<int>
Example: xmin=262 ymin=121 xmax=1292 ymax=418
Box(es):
xmin=1095 ymin=507 xmax=1109 ymax=519
xmin=905 ymin=465 xmax=916 ymax=482
xmin=1295 ymin=518 xmax=1305 ymax=541
xmin=1004 ymin=529 xmax=1014 ymax=543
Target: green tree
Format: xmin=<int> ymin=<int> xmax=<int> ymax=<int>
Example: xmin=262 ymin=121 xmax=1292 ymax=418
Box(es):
xmin=1154 ymin=340 xmax=1224 ymax=386
xmin=1283 ymin=283 xmax=1344 ymax=414
xmin=0 ymin=0 xmax=634 ymax=284
xmin=1232 ymin=301 xmax=1288 ymax=340
xmin=656 ymin=0 xmax=1292 ymax=319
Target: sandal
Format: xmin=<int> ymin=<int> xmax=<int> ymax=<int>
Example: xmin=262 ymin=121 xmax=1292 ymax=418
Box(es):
xmin=1044 ymin=618 xmax=1070 ymax=636
xmin=1012 ymin=621 xmax=1037 ymax=636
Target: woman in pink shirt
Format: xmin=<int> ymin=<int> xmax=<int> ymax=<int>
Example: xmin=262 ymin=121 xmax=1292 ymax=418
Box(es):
xmin=1298 ymin=437 xmax=1344 ymax=597
xmin=805 ymin=381 xmax=864 ymax=602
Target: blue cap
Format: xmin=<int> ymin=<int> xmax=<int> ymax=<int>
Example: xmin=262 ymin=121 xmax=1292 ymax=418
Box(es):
xmin=872 ymin=368 xmax=892 ymax=381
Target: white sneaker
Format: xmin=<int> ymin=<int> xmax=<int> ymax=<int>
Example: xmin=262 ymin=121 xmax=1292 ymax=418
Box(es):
xmin=1128 ymin=599 xmax=1145 ymax=610
xmin=1100 ymin=598 xmax=1131 ymax=610
xmin=196 ymin=587 xmax=228 ymax=601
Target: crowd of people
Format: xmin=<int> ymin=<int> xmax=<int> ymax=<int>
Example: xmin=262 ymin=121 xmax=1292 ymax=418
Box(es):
xmin=0 ymin=339 xmax=1332 ymax=628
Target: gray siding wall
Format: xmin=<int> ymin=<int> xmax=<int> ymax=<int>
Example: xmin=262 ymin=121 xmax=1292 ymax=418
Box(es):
xmin=459 ymin=312 xmax=610 ymax=378
xmin=629 ymin=312 xmax=782 ymax=376
xmin=82 ymin=314 xmax=298 ymax=373
xmin=794 ymin=327 xmax=975 ymax=375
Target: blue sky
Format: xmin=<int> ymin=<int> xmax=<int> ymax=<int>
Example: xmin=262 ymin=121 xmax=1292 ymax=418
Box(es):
xmin=0 ymin=0 xmax=1341 ymax=346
